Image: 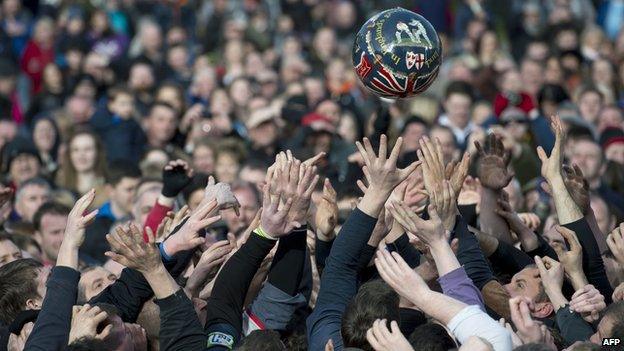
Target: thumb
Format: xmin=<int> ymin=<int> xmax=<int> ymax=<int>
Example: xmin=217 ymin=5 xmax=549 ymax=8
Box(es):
xmin=536 ymin=146 xmax=547 ymax=163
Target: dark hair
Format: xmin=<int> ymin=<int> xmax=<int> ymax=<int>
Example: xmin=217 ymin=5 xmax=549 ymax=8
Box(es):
xmin=67 ymin=336 xmax=109 ymax=350
xmin=0 ymin=258 xmax=43 ymax=324
xmin=182 ymin=173 xmax=208 ymax=202
xmin=408 ymin=323 xmax=456 ymax=351
xmin=236 ymin=330 xmax=285 ymax=351
xmin=341 ymin=280 xmax=400 ymax=350
xmin=105 ymin=159 xmax=142 ymax=186
xmin=577 ymin=85 xmax=604 ymax=102
xmin=11 ymin=233 xmax=42 ymax=254
xmin=604 ymin=301 xmax=624 ymax=339
xmin=401 ymin=115 xmax=430 ymax=135
xmin=444 ymin=80 xmax=474 ymax=102
xmin=149 ymin=101 xmax=178 ymax=118
xmin=430 ymin=124 xmax=458 ymax=148
xmin=32 ymin=201 xmax=71 ymax=231
xmin=107 ymin=85 xmax=134 ymax=102
xmin=537 ymin=84 xmax=569 ymax=107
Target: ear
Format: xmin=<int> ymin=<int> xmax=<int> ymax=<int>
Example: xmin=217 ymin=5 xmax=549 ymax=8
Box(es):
xmin=532 ymin=301 xmax=554 ymax=319
xmin=25 ymin=298 xmax=40 ymax=310
xmin=104 ymin=184 xmax=114 ymax=197
xmin=34 ymin=231 xmax=42 ymax=245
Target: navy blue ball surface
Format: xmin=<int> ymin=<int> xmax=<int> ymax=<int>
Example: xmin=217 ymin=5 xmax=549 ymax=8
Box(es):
xmin=352 ymin=8 xmax=442 ymax=98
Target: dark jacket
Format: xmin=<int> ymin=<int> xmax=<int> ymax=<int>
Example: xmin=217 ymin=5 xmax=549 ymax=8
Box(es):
xmin=89 ymin=105 xmax=146 ymax=164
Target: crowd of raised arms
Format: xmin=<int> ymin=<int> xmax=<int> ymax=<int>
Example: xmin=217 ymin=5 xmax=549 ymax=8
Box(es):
xmin=1 ymin=1 xmax=624 ymax=351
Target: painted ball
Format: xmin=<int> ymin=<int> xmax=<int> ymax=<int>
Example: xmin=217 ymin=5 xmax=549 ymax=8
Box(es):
xmin=352 ymin=7 xmax=442 ymax=98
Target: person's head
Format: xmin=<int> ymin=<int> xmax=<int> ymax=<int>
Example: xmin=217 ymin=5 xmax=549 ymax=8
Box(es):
xmin=33 ymin=202 xmax=70 ymax=263
xmin=597 ymin=105 xmax=624 ymax=133
xmin=246 ymin=107 xmax=279 ymax=148
xmin=542 ymin=222 xmax=565 ymax=253
xmin=408 ymin=323 xmax=456 ymax=351
xmin=236 ymin=330 xmax=286 ymax=351
xmin=14 ymin=177 xmax=51 ymax=222
xmin=590 ymin=195 xmax=616 ymax=235
xmin=503 ymin=265 xmax=554 ymax=318
xmin=0 ymin=258 xmax=48 ymax=324
xmin=166 ymin=44 xmax=189 ymax=73
xmin=128 ymin=61 xmax=155 ymax=93
xmin=430 ymin=125 xmax=458 ymax=165
xmin=105 ymin=160 xmax=142 ymax=217
xmin=107 ymin=86 xmax=135 ymax=120
xmin=132 ymin=180 xmax=162 ymax=225
xmin=239 ymin=160 xmax=268 ymax=192
xmin=182 ymin=174 xmax=208 ymax=211
xmin=590 ymin=301 xmax=624 ymax=344
xmin=577 ymin=86 xmax=604 ymax=124
xmin=401 ymin=116 xmax=429 ymax=153
xmin=155 ymin=82 xmax=185 ymax=114
xmin=33 ymin=17 xmax=54 ymax=46
xmin=341 ymin=280 xmax=400 ymax=350
xmin=443 ymin=81 xmax=474 ymax=127
xmin=42 ymin=63 xmax=63 ymax=91
xmin=77 ymin=266 xmax=116 ymax=303
xmin=537 ymin=84 xmax=569 ymax=117
xmin=600 ymin=126 xmax=624 ymax=165
xmin=32 ymin=117 xmax=59 ymax=156
xmin=222 ymin=181 xmax=260 ymax=235
xmin=229 ymin=77 xmax=252 ymax=108
xmin=315 ymin=99 xmax=341 ymax=126
xmin=3 ymin=137 xmax=42 ymax=186
xmin=215 ymin=139 xmax=246 ymax=184
xmin=11 ymin=233 xmax=42 ymax=262
xmin=59 ymin=130 xmax=106 ymax=190
xmin=192 ymin=139 xmax=216 ymax=175
xmin=570 ymin=137 xmax=605 ymax=183
xmin=145 ymin=102 xmax=178 ymax=147
xmin=0 ymin=231 xmax=21 ymax=267
xmin=139 ymin=19 xmax=162 ymax=53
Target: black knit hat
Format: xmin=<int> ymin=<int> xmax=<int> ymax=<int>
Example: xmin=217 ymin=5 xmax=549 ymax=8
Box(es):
xmin=1 ymin=137 xmax=41 ymax=172
xmin=599 ymin=126 xmax=624 ymax=150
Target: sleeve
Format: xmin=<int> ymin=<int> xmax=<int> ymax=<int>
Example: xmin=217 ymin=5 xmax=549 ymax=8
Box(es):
xmin=314 ymin=237 xmax=334 ymax=272
xmin=88 ymin=268 xmax=153 ymax=323
xmin=555 ymin=305 xmax=594 ymax=344
xmin=452 ymin=215 xmax=496 ymax=290
xmin=438 ymin=267 xmax=485 ymax=311
xmin=525 ymin=234 xmax=558 ymax=261
xmin=458 ymin=204 xmax=477 ymax=228
xmin=563 ymin=218 xmax=613 ymax=302
xmin=23 ymin=267 xmax=80 ymax=351
xmin=447 ymin=305 xmax=512 ymax=351
xmin=488 ymin=240 xmax=534 ymax=277
xmin=154 ymin=289 xmax=207 ymax=351
xmin=142 ymin=201 xmax=173 ymax=242
xmin=387 ymin=233 xmax=421 ymax=269
xmin=306 ymin=208 xmax=378 ymax=351
xmin=267 ymin=226 xmax=308 ymax=296
xmin=203 ymin=232 xmax=276 ymax=344
xmin=245 ymin=283 xmax=307 ymax=333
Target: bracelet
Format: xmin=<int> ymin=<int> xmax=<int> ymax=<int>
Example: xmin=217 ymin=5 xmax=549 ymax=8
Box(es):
xmin=159 ymin=242 xmax=175 ymax=262
xmin=254 ymin=226 xmax=278 ymax=241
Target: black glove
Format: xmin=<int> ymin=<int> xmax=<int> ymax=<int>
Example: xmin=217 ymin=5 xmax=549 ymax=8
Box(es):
xmin=162 ymin=165 xmax=191 ymax=197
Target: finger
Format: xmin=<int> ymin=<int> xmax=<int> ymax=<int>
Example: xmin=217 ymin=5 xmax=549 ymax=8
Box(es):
xmin=97 ymin=324 xmax=113 ymax=340
xmin=475 ymin=140 xmax=484 ymax=156
xmin=104 ymin=251 xmax=129 ymax=266
xmin=556 ymin=226 xmax=581 ymax=252
xmin=388 ymin=137 xmax=403 ymax=165
xmin=145 ymin=227 xmax=156 ymax=245
xmin=378 ymin=134 xmax=387 ymax=160
xmin=82 ymin=209 xmax=99 ymax=226
xmin=363 ymin=137 xmax=376 ymax=161
xmin=518 ymin=299 xmax=533 ymax=324
xmin=304 ymin=152 xmax=325 ymax=166
xmin=355 ymin=141 xmax=371 ymax=167
xmin=366 ymin=328 xmax=382 ymax=351
xmin=536 ymin=146 xmax=547 ymax=163
xmin=196 ymin=199 xmax=219 ymax=220
xmin=356 ymin=180 xmax=368 ymax=194
xmin=197 ymin=215 xmax=221 ymax=229
xmin=534 ymin=255 xmax=547 ymax=276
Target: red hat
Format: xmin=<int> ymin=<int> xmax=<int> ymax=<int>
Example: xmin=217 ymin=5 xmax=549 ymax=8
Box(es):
xmin=301 ymin=112 xmax=335 ymax=133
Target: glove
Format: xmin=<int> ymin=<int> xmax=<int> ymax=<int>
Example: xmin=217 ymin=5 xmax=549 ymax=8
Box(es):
xmin=162 ymin=165 xmax=191 ymax=197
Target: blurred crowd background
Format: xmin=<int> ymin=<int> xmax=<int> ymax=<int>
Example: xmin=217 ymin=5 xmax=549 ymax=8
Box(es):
xmin=1 ymin=0 xmax=624 ymax=250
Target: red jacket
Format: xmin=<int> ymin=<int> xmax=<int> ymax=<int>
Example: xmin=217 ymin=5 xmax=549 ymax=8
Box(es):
xmin=20 ymin=40 xmax=54 ymax=94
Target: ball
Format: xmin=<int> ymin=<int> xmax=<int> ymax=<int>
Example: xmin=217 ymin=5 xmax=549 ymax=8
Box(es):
xmin=352 ymin=8 xmax=442 ymax=99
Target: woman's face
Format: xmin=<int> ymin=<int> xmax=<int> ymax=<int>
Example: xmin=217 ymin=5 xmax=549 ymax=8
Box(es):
xmin=33 ymin=119 xmax=56 ymax=153
xmin=156 ymin=87 xmax=183 ymax=113
xmin=215 ymin=153 xmax=240 ymax=184
xmin=43 ymin=64 xmax=62 ymax=89
xmin=70 ymin=134 xmax=97 ymax=173
xmin=193 ymin=145 xmax=215 ymax=175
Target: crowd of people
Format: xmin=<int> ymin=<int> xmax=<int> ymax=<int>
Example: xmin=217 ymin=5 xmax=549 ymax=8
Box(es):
xmin=0 ymin=0 xmax=624 ymax=350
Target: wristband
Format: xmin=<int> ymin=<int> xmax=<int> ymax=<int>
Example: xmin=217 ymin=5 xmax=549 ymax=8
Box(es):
xmin=159 ymin=242 xmax=175 ymax=262
xmin=253 ymin=226 xmax=278 ymax=241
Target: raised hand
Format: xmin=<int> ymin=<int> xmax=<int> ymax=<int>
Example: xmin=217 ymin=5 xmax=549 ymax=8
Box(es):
xmin=105 ymin=225 xmax=162 ymax=274
xmin=606 ymin=223 xmax=624 ymax=265
xmin=259 ymin=183 xmax=300 ymax=238
xmin=562 ymin=164 xmax=590 ymax=214
xmin=551 ymin=226 xmax=585 ymax=285
xmin=124 ymin=323 xmax=147 ymax=351
xmin=418 ymin=136 xmax=446 ymax=195
xmin=162 ymin=199 xmax=221 ymax=255
xmin=281 ymin=158 xmax=320 ymax=224
xmin=355 ymin=135 xmax=420 ymax=198
xmin=68 ymin=304 xmax=111 ymax=344
xmin=475 ymin=133 xmax=513 ymax=190
xmin=161 ymin=159 xmax=193 ymax=198
xmin=499 ymin=318 xmax=523 ymax=348
xmin=186 ymin=237 xmax=235 ymax=296
xmin=495 ymin=191 xmax=531 ymax=234
xmin=536 ymin=115 xmax=565 ymax=181
xmin=201 ymin=176 xmax=241 ymax=215
xmin=315 ymin=178 xmax=338 ymax=241
xmin=445 ymin=151 xmax=471 ymax=196
xmin=64 ymin=189 xmax=98 ymax=248
xmin=366 ymin=319 xmax=414 ymax=351
xmin=534 ymin=256 xmax=564 ymax=292
xmin=509 ymin=296 xmax=555 ymax=348
xmin=518 ymin=213 xmax=541 ymax=232
xmin=569 ymin=285 xmax=606 ymax=322
xmin=374 ymin=250 xmax=429 ymax=304
xmin=458 ymin=176 xmax=480 ymax=206
xmin=388 ymin=201 xmax=447 ymax=248
xmin=303 ymin=152 xmax=326 ymax=167
xmin=429 ymin=180 xmax=457 ymax=231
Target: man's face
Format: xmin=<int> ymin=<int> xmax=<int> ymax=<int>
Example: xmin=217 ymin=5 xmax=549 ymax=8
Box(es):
xmin=430 ymin=128 xmax=457 ymax=164
xmin=10 ymin=154 xmax=40 ymax=186
xmin=591 ymin=196 xmax=614 ymax=234
xmin=192 ymin=145 xmax=215 ymax=175
xmin=590 ymin=314 xmax=615 ymax=344
xmin=316 ymin=101 xmax=340 ymax=125
xmin=133 ymin=188 xmax=160 ymax=226
xmin=444 ymin=93 xmax=472 ymax=125
xmin=249 ymin=122 xmax=278 ymax=148
xmin=0 ymin=239 xmax=22 ymax=267
xmin=29 ymin=266 xmax=51 ymax=309
xmin=109 ymin=94 xmax=135 ymax=119
xmin=503 ymin=267 xmax=543 ymax=302
xmin=36 ymin=214 xmax=68 ymax=262
xmin=578 ymin=92 xmax=603 ymax=124
xmin=222 ymin=187 xmax=259 ymax=234
xmin=80 ymin=267 xmax=116 ymax=301
xmin=402 ymin=123 xmax=427 ymax=152
xmin=570 ymin=140 xmax=604 ymax=181
xmin=543 ymin=226 xmax=565 ymax=253
xmin=109 ymin=177 xmax=140 ymax=215
xmin=605 ymin=143 xmax=624 ymax=165
xmin=15 ymin=184 xmax=50 ymax=222
xmin=147 ymin=106 xmax=177 ymax=145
